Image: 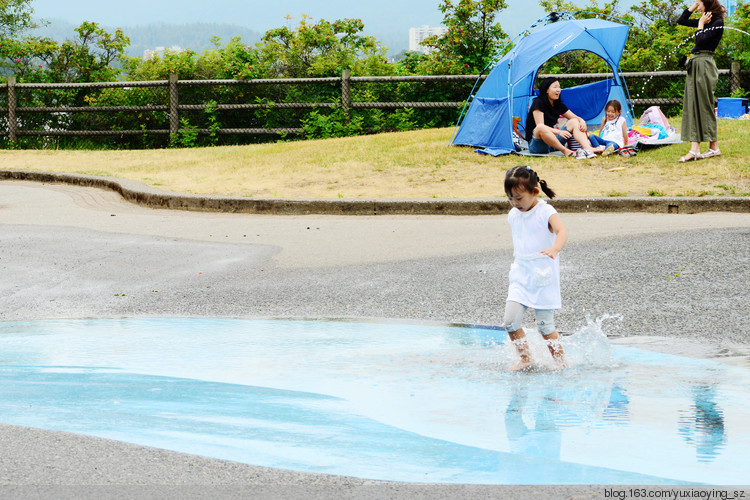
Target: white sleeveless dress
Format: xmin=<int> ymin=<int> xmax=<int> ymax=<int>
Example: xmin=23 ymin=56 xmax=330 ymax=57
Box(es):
xmin=506 ymin=200 xmax=561 ymax=310
xmin=601 ymin=115 xmax=626 ymax=147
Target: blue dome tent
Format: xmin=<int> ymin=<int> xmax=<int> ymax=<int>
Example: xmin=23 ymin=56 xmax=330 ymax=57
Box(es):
xmin=451 ymin=17 xmax=633 ymax=156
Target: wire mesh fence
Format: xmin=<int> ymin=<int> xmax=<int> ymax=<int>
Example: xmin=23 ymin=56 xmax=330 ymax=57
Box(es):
xmin=1 ymin=67 xmax=747 ymax=149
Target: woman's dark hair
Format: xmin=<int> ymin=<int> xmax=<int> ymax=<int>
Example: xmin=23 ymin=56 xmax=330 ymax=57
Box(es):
xmin=703 ymin=0 xmax=727 ymax=18
xmin=605 ymin=99 xmax=622 ymax=113
xmin=505 ymin=166 xmax=556 ymax=199
xmin=538 ymin=77 xmax=560 ymax=102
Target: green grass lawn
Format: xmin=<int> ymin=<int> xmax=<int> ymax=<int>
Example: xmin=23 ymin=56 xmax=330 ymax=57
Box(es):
xmin=2 ymin=117 xmax=748 ymax=199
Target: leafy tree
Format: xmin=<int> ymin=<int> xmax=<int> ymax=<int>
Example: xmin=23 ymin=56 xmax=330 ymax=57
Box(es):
xmin=124 ymin=47 xmax=205 ymax=80
xmin=535 ymin=0 xmax=697 ymax=72
xmin=722 ymin=1 xmax=750 ymax=68
xmin=0 ymin=0 xmax=36 ymax=40
xmin=536 ymin=0 xmax=633 ymax=73
xmin=1 ymin=21 xmax=129 ymax=82
xmin=259 ymin=15 xmax=389 ymax=78
xmin=0 ymin=0 xmax=36 ymax=76
xmin=419 ymin=0 xmax=510 ymax=73
xmin=628 ymin=0 xmax=685 ymax=29
xmin=214 ymin=36 xmax=268 ymax=80
xmin=48 ymin=22 xmax=129 ymax=82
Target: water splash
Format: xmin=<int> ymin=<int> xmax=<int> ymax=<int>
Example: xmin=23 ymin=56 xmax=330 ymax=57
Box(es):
xmin=634 ymin=26 xmax=750 ymax=101
xmin=495 ymin=314 xmax=623 ymax=371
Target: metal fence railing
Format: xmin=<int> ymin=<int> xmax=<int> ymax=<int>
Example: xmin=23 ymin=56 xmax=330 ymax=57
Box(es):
xmin=1 ymin=65 xmax=747 ymax=148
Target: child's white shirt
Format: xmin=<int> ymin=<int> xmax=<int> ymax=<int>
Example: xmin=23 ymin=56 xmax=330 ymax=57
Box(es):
xmin=601 ymin=115 xmax=626 ymax=147
xmin=507 ymin=199 xmax=561 ymax=310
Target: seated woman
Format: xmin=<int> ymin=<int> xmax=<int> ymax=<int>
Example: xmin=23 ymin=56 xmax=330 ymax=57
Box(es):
xmin=525 ymin=77 xmax=598 ymax=159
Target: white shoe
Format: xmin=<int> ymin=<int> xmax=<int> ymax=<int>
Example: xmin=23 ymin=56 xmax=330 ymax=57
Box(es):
xmin=575 ymin=149 xmax=588 ymax=160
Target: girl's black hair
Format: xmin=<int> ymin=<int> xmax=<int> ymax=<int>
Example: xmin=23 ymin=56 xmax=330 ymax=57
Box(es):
xmin=538 ymin=77 xmax=560 ymax=102
xmin=605 ymin=99 xmax=622 ymax=113
xmin=505 ymin=166 xmax=556 ymax=199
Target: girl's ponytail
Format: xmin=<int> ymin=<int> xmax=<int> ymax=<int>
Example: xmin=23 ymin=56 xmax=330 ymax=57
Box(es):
xmin=505 ymin=166 xmax=556 ymax=199
xmin=538 ymin=179 xmax=556 ymax=199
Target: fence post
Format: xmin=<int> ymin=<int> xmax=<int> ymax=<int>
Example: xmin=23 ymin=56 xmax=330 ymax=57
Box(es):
xmin=169 ymin=72 xmax=179 ymax=142
xmin=341 ymin=69 xmax=351 ymax=122
xmin=730 ymin=61 xmax=741 ymax=95
xmin=7 ymin=76 xmax=17 ymax=144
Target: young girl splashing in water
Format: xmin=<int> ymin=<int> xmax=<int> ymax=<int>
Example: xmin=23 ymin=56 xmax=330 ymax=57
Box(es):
xmin=503 ymin=166 xmax=568 ymax=370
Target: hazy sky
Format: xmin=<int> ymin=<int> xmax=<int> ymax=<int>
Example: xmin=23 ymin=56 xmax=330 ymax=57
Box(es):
xmin=30 ymin=0 xmax=548 ymax=38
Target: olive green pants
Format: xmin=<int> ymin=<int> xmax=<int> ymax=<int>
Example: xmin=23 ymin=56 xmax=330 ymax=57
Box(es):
xmin=681 ymin=52 xmax=719 ymax=143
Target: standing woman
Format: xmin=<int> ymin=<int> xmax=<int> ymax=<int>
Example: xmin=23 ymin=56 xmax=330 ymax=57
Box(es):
xmin=677 ymin=0 xmax=726 ymax=162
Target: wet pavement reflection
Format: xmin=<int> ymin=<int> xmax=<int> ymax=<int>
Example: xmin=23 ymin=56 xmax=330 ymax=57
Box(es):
xmin=0 ymin=318 xmax=747 ymax=485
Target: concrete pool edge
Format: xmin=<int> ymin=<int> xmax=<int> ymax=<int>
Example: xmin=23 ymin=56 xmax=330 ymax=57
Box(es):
xmin=2 ymin=169 xmax=749 ymax=215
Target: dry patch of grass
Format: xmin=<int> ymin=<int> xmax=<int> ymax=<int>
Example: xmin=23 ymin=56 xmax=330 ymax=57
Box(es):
xmin=3 ymin=120 xmax=749 ymax=198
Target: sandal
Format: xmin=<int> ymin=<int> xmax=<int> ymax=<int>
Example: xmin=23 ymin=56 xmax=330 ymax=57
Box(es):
xmin=678 ymin=151 xmax=702 ymax=162
xmin=702 ymin=148 xmax=721 ymax=158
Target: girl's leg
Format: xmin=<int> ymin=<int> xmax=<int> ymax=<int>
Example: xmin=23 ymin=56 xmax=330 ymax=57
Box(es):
xmin=535 ymin=309 xmax=567 ymax=367
xmin=591 ymin=136 xmax=619 ymax=151
xmin=503 ymin=301 xmax=532 ymax=371
xmin=507 ymin=328 xmax=532 ymax=371
xmin=542 ymin=330 xmax=567 ymax=367
xmin=588 ymin=134 xmax=603 ymax=148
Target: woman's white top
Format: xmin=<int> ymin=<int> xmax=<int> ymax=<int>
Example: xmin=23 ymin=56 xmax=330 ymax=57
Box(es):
xmin=507 ymin=199 xmax=561 ymax=310
xmin=601 ymin=115 xmax=626 ymax=147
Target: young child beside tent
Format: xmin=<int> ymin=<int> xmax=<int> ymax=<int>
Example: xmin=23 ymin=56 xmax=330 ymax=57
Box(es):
xmin=589 ymin=99 xmax=629 ymax=156
xmin=563 ymin=104 xmax=678 ymax=157
xmin=567 ymin=99 xmax=633 ymax=157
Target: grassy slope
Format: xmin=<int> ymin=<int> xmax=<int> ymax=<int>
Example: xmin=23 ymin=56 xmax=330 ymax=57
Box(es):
xmin=3 ymin=119 xmax=749 ymax=199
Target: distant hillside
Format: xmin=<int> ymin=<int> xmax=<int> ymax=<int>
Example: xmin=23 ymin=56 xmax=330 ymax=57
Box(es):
xmin=30 ymin=19 xmax=262 ymax=58
xmin=30 ymin=18 xmax=408 ymax=59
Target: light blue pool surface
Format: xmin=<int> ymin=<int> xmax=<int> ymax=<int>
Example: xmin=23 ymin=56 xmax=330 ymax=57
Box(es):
xmin=0 ymin=317 xmax=748 ymax=485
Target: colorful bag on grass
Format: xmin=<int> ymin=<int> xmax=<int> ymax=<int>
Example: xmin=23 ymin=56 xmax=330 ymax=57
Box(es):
xmin=640 ymin=106 xmax=675 ymax=135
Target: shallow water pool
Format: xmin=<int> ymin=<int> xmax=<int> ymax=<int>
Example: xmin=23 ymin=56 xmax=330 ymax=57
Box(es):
xmin=0 ymin=317 xmax=747 ymax=484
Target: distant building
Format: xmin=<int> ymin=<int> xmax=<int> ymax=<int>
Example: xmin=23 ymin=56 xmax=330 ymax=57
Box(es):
xmin=408 ymin=25 xmax=449 ymax=54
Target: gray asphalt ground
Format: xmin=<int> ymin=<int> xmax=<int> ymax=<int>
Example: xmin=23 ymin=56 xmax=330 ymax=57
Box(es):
xmin=1 ymin=179 xmax=749 ymax=499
